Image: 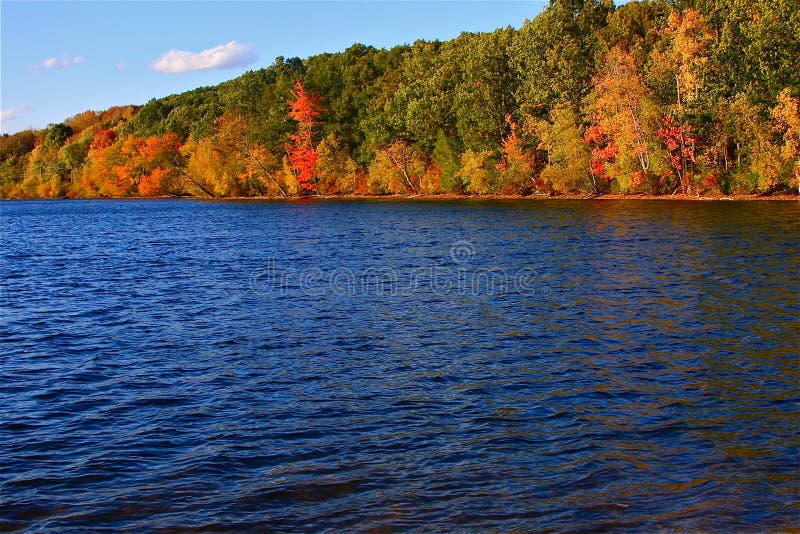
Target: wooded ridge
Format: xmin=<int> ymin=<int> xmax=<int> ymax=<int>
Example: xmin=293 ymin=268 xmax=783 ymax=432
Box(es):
xmin=1 ymin=0 xmax=798 ymax=199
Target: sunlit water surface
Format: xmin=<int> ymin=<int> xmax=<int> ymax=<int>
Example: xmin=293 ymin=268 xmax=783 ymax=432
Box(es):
xmin=1 ymin=199 xmax=798 ymax=531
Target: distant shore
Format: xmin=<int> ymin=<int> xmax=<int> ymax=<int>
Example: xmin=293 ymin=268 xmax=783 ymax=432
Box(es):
xmin=184 ymin=191 xmax=800 ymax=201
xmin=311 ymin=192 xmax=800 ymax=202
xmin=3 ymin=192 xmax=798 ymax=202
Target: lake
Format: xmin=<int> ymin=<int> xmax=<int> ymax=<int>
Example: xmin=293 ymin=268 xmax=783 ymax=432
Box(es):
xmin=1 ymin=198 xmax=798 ymax=531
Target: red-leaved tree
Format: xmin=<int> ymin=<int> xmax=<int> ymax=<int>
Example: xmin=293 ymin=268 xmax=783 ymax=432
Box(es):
xmin=657 ymin=116 xmax=699 ymax=194
xmin=286 ymin=80 xmax=324 ymax=194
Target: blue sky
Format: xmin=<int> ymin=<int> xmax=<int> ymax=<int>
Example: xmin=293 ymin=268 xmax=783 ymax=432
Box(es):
xmin=1 ymin=1 xmax=549 ymax=134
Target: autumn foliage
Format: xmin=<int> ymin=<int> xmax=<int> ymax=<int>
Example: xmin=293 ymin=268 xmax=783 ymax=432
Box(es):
xmin=285 ymin=80 xmax=323 ymax=194
xmin=585 ymin=124 xmax=617 ymax=183
xmin=1 ymin=1 xmax=797 ymax=199
xmin=657 ymin=116 xmax=698 ymax=194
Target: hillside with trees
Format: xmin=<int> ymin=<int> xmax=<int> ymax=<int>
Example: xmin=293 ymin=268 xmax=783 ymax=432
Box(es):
xmin=1 ymin=0 xmax=798 ymax=199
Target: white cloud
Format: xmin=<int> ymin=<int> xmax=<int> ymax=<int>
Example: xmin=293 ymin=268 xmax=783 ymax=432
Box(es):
xmin=1 ymin=105 xmax=33 ymax=132
xmin=116 ymin=61 xmax=129 ymax=72
xmin=40 ymin=54 xmax=85 ymax=70
xmin=151 ymin=41 xmax=256 ymax=73
xmin=1 ymin=104 xmax=33 ymax=122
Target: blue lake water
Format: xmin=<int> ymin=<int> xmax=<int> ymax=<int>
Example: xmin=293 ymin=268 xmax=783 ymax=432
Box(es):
xmin=1 ymin=198 xmax=798 ymax=531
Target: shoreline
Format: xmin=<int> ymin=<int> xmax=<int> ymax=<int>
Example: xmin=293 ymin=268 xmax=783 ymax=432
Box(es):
xmin=314 ymin=192 xmax=800 ymax=202
xmin=2 ymin=192 xmax=798 ymax=202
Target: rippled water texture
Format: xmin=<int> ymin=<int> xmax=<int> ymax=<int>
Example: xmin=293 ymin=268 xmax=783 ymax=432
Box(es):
xmin=1 ymin=199 xmax=798 ymax=531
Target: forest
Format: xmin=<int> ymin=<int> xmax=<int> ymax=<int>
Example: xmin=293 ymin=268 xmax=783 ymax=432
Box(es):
xmin=1 ymin=0 xmax=798 ymax=199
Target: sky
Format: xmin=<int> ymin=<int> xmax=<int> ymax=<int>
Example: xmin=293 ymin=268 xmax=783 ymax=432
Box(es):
xmin=1 ymin=1 xmax=550 ymax=135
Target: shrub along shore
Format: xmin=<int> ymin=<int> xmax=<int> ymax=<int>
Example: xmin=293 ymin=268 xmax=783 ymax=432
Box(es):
xmin=8 ymin=192 xmax=796 ymax=202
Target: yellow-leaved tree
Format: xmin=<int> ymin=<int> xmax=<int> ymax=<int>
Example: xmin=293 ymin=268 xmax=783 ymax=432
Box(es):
xmin=531 ymin=105 xmax=592 ymax=194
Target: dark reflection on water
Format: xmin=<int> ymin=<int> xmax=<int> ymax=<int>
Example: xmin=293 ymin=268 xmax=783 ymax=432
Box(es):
xmin=1 ymin=199 xmax=798 ymax=532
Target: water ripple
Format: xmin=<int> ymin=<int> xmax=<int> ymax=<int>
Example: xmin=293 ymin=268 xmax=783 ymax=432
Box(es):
xmin=1 ymin=199 xmax=798 ymax=531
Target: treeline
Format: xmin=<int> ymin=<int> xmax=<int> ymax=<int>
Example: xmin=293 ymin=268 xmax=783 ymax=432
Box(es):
xmin=2 ymin=0 xmax=798 ymax=199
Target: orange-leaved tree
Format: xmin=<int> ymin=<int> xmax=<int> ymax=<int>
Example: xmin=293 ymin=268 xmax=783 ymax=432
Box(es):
xmin=138 ymin=132 xmax=183 ymax=196
xmin=586 ymin=46 xmax=657 ymax=193
xmin=80 ymin=129 xmax=123 ymax=196
xmin=108 ymin=132 xmax=183 ymax=197
xmin=285 ymin=80 xmax=324 ymax=194
xmin=496 ymin=115 xmax=535 ymax=193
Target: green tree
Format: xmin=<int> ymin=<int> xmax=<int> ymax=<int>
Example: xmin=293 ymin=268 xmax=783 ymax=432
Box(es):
xmin=387 ymin=40 xmax=457 ymax=151
xmin=533 ymin=104 xmax=593 ymax=193
xmin=511 ymin=0 xmax=612 ymax=116
xmin=453 ymin=28 xmax=518 ymax=152
xmin=45 ymin=123 xmax=73 ymax=147
xmin=432 ymin=130 xmax=461 ymax=192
